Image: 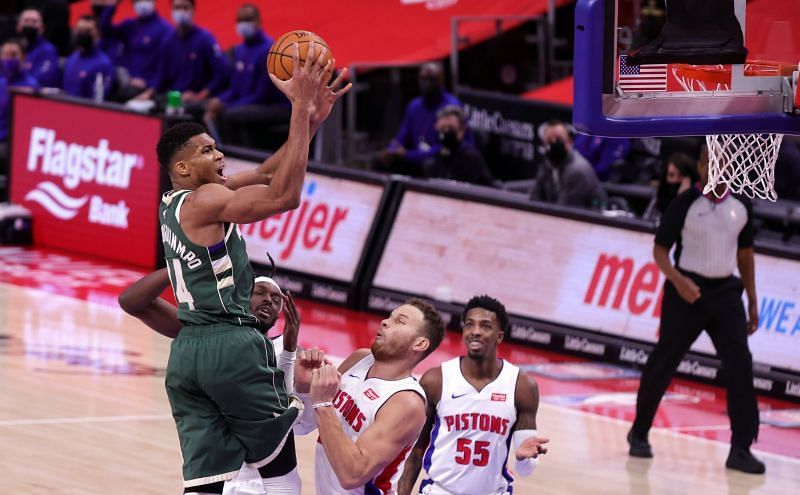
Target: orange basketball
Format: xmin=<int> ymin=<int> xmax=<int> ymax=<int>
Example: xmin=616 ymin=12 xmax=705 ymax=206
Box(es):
xmin=266 ymin=31 xmax=333 ymax=81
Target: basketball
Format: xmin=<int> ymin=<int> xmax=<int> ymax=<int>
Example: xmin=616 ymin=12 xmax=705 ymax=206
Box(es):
xmin=267 ymin=31 xmax=333 ymax=81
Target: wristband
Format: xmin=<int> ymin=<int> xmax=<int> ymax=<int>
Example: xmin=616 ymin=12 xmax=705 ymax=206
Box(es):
xmin=312 ymin=401 xmax=333 ymax=409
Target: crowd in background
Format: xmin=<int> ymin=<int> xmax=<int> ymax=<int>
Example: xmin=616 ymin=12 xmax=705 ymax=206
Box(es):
xmin=0 ymin=0 xmax=291 ymax=183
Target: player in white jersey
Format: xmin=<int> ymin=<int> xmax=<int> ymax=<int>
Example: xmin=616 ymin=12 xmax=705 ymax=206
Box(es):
xmin=398 ymin=295 xmax=548 ymax=495
xmin=295 ymin=298 xmax=446 ymax=495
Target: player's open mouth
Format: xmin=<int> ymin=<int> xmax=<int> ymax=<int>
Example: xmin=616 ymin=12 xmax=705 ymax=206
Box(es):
xmin=216 ymin=164 xmax=226 ymax=180
xmin=256 ymin=305 xmax=272 ymax=320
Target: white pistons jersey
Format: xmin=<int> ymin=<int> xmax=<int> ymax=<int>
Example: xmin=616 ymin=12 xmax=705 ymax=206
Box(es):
xmin=420 ymin=357 xmax=519 ymax=495
xmin=315 ymin=353 xmax=426 ymax=495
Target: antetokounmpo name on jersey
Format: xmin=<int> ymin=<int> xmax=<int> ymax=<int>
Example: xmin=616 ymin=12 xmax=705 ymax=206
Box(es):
xmin=161 ymin=224 xmax=202 ymax=269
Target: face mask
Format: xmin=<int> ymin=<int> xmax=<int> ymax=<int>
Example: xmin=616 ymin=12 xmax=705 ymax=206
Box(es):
xmin=1 ymin=58 xmax=21 ymax=77
xmin=133 ymin=1 xmax=155 ymax=18
xmin=172 ymin=10 xmax=193 ymax=27
xmin=545 ymin=140 xmax=568 ymax=164
xmin=419 ymin=79 xmax=439 ymax=98
xmin=74 ymin=33 xmax=94 ymax=51
xmin=439 ymin=130 xmax=459 ymax=150
xmin=236 ymin=22 xmax=257 ymax=39
xmin=20 ymin=26 xmax=38 ymax=43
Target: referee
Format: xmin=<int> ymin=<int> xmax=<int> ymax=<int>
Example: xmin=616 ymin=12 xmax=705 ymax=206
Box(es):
xmin=627 ymin=145 xmax=764 ymax=474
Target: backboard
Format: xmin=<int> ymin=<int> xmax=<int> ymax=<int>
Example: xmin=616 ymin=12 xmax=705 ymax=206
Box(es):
xmin=573 ymin=0 xmax=800 ymax=137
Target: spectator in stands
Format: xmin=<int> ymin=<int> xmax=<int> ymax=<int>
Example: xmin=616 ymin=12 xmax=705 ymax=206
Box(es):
xmin=425 ymin=105 xmax=493 ymax=186
xmin=651 ymin=152 xmax=699 ymax=216
xmin=22 ymin=0 xmax=73 ymax=57
xmin=531 ymin=120 xmax=606 ymax=208
xmin=62 ymin=15 xmax=114 ymax=100
xmin=384 ymin=62 xmax=461 ymax=174
xmin=573 ymin=134 xmax=631 ymax=182
xmin=88 ymin=1 xmax=124 ymax=66
xmin=157 ymin=0 xmax=228 ymax=110
xmin=204 ymin=3 xmax=288 ymax=147
xmin=16 ymin=8 xmax=59 ymax=87
xmin=95 ymin=0 xmax=174 ymax=100
xmin=0 ymin=39 xmax=39 ymax=194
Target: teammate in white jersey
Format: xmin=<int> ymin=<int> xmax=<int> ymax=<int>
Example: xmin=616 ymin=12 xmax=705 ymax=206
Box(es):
xmin=398 ymin=295 xmax=548 ymax=495
xmin=295 ymin=299 xmax=446 ymax=495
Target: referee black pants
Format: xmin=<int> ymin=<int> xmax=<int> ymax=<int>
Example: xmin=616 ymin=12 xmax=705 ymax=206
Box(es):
xmin=632 ymin=273 xmax=760 ymax=448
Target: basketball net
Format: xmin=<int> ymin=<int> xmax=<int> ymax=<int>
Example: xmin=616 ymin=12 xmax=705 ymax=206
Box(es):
xmin=672 ymin=62 xmax=791 ymax=201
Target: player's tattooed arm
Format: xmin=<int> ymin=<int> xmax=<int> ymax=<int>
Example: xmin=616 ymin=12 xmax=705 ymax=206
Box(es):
xmin=118 ymin=268 xmax=181 ymax=339
xmin=398 ymin=367 xmax=442 ymax=495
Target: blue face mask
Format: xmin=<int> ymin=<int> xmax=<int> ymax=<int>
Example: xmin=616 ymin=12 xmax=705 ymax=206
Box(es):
xmin=172 ymin=10 xmax=193 ymax=27
xmin=133 ymin=1 xmax=155 ymax=18
xmin=1 ymin=58 xmax=21 ymax=78
xmin=236 ymin=22 xmax=257 ymax=40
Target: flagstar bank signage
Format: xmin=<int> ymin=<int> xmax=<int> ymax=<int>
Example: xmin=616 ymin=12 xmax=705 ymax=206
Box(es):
xmin=10 ymin=94 xmax=163 ymax=267
xmin=372 ymin=190 xmax=800 ymax=374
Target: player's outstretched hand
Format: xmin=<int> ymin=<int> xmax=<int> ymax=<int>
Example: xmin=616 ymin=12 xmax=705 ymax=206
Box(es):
xmin=515 ymin=436 xmax=549 ymax=460
xmin=269 ymin=41 xmax=331 ymax=113
xmin=281 ymin=291 xmax=300 ymax=352
xmin=310 ymin=363 xmax=341 ymax=406
xmin=311 ymin=64 xmax=352 ymax=127
xmin=295 ymin=348 xmax=328 ymax=393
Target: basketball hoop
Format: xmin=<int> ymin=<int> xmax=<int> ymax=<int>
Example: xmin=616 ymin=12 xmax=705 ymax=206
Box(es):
xmin=672 ymin=61 xmax=796 ymax=201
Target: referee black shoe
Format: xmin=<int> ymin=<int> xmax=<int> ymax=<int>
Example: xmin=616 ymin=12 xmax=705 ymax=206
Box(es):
xmin=726 ymin=447 xmax=766 ymax=474
xmin=627 ymin=429 xmax=653 ymax=458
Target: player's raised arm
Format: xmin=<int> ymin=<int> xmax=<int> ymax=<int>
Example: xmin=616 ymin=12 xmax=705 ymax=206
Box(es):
xmin=224 ymin=43 xmax=351 ymax=191
xmin=118 ymin=268 xmax=181 ymax=339
xmin=398 ymin=367 xmax=442 ymax=495
xmin=312 ymin=363 xmax=428 ymax=489
xmin=182 ymin=42 xmax=329 ymax=225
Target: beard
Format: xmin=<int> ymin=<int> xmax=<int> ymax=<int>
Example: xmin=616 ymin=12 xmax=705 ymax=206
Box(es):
xmin=371 ymin=336 xmax=409 ymax=361
xmin=256 ymin=317 xmax=277 ymax=334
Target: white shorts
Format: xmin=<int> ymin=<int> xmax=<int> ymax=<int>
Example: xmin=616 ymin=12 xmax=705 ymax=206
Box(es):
xmin=221 ymin=465 xmax=302 ymax=495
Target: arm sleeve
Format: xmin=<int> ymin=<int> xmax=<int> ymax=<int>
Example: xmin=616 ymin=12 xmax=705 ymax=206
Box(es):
xmin=277 ymin=349 xmax=296 ymax=394
xmin=512 ymin=430 xmax=540 ymax=477
xmin=737 ymin=197 xmax=755 ymax=248
xmin=292 ymin=392 xmax=318 ymax=435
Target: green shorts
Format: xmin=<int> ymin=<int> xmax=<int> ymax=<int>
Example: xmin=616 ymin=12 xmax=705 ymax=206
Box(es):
xmin=165 ymin=324 xmax=301 ymax=488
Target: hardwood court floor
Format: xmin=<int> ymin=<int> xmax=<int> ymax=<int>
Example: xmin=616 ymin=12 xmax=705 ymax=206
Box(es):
xmin=1 ymin=253 xmax=799 ymax=494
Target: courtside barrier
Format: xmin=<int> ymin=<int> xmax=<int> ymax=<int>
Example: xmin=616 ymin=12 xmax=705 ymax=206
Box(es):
xmin=8 ymin=93 xmax=800 ymax=401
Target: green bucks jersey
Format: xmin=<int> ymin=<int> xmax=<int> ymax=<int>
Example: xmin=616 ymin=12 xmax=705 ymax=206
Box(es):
xmin=159 ymin=190 xmax=257 ymax=327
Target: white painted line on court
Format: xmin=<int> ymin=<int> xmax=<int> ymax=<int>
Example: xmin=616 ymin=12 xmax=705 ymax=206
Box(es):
xmin=0 ymin=414 xmax=172 ymax=426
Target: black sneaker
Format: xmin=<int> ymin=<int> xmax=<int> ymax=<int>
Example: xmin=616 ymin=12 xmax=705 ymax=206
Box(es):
xmin=726 ymin=447 xmax=766 ymax=474
xmin=627 ymin=429 xmax=653 ymax=458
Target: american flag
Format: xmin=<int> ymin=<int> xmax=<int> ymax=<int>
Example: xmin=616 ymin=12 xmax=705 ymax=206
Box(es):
xmin=618 ymin=55 xmax=667 ymax=93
